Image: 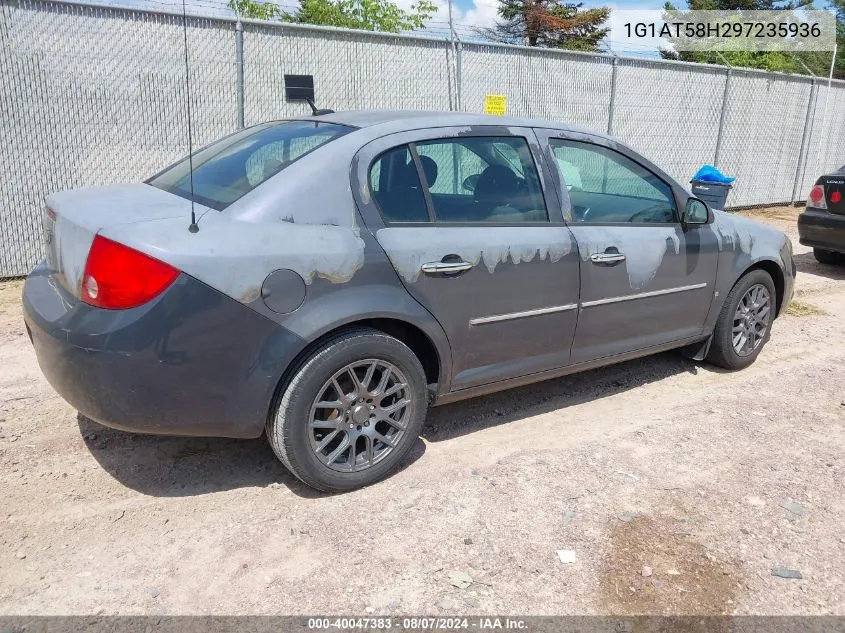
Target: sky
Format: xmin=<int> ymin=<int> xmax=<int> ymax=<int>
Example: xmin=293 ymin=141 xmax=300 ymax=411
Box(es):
xmin=109 ymin=0 xmax=677 ymax=55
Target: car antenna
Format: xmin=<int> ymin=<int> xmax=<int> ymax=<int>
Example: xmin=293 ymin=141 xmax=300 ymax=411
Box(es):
xmin=284 ymin=74 xmax=334 ymax=116
xmin=182 ymin=0 xmax=199 ymax=233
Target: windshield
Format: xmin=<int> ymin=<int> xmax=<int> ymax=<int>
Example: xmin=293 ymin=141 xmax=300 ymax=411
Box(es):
xmin=148 ymin=121 xmax=354 ymax=210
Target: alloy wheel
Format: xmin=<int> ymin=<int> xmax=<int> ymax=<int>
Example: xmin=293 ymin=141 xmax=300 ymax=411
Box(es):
xmin=309 ymin=360 xmax=412 ymax=472
xmin=732 ymin=283 xmax=771 ymax=357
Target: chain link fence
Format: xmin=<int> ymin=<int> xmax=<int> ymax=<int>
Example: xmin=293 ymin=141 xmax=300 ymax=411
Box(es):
xmin=2 ymin=0 xmax=845 ymax=277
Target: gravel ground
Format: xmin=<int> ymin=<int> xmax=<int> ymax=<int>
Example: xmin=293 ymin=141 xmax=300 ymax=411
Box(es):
xmin=1 ymin=206 xmax=843 ymax=616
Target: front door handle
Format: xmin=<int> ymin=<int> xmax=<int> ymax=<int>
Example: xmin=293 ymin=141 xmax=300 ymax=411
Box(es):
xmin=590 ymin=252 xmax=626 ymax=265
xmin=421 ymin=260 xmax=473 ymax=275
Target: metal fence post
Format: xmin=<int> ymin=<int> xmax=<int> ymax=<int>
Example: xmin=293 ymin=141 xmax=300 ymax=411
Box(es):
xmin=713 ymin=65 xmax=732 ymax=168
xmin=235 ymin=18 xmax=245 ymax=129
xmin=791 ymin=78 xmax=817 ymax=204
xmin=456 ymin=40 xmax=462 ymax=112
xmin=606 ymin=55 xmax=618 ymax=135
xmin=445 ymin=41 xmax=455 ymax=111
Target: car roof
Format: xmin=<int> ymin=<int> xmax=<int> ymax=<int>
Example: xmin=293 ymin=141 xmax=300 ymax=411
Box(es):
xmin=224 ymin=108 xmax=686 ymax=226
xmin=305 ymin=109 xmax=608 ymax=139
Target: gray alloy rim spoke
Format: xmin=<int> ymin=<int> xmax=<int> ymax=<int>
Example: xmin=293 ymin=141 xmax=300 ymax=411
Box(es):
xmin=322 ymin=435 xmax=351 ymax=466
xmin=374 ymin=368 xmax=391 ymax=395
xmin=361 ymin=362 xmax=377 ymax=391
xmin=309 ymin=358 xmax=413 ymax=473
xmin=372 ymin=431 xmax=395 ymax=447
xmin=382 ymin=398 xmax=410 ymax=415
xmin=364 ymin=435 xmax=375 ymax=467
xmin=315 ymin=428 xmax=341 ymax=452
xmin=732 ymin=283 xmax=771 ymax=357
xmin=347 ymin=367 xmax=364 ymax=391
xmin=346 ymin=435 xmax=357 ymax=467
xmin=382 ymin=382 xmax=407 ymax=398
xmin=379 ymin=414 xmax=407 ymax=432
xmin=314 ymin=399 xmax=343 ymax=409
xmin=311 ymin=418 xmax=341 ymax=429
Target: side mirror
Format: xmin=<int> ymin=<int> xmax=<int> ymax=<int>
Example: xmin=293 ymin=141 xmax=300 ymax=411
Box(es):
xmin=682 ymin=198 xmax=711 ymax=226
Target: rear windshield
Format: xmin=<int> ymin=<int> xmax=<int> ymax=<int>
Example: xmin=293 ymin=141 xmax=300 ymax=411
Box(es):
xmin=148 ymin=121 xmax=354 ymax=210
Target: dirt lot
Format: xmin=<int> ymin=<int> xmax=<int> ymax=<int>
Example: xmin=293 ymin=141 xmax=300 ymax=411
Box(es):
xmin=1 ymin=206 xmax=844 ymax=616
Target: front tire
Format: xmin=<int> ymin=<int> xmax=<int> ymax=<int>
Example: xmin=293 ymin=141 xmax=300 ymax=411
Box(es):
xmin=706 ymin=269 xmax=776 ymax=371
xmin=267 ymin=328 xmax=428 ymax=492
xmin=813 ymin=248 xmax=843 ymax=265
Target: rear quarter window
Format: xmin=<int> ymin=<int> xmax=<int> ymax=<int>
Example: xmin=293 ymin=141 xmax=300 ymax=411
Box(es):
xmin=148 ymin=121 xmax=354 ymax=210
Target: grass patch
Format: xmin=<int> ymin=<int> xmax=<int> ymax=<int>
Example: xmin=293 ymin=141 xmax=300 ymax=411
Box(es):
xmin=786 ymin=300 xmax=827 ymax=316
xmin=737 ymin=206 xmax=800 ymax=222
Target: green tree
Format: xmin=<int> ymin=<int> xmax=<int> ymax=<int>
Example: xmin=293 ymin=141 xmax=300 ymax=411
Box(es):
xmin=228 ymin=0 xmax=436 ymax=32
xmin=486 ymin=0 xmax=610 ymax=50
xmin=229 ymin=0 xmax=281 ymax=20
xmin=658 ymin=0 xmax=836 ymax=75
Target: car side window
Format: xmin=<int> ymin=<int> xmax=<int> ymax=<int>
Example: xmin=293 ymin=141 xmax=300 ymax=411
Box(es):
xmin=549 ymin=139 xmax=677 ymax=224
xmin=414 ymin=137 xmax=549 ymax=223
xmin=369 ymin=146 xmax=430 ymax=223
xmin=415 ymin=142 xmax=489 ymax=196
xmin=245 ymin=127 xmax=348 ymax=188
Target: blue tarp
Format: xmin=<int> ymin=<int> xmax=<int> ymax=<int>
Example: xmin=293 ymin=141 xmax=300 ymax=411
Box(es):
xmin=692 ymin=165 xmax=735 ymax=184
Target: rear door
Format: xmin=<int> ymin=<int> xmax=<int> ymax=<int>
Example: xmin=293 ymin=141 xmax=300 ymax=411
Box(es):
xmin=353 ymin=127 xmax=581 ymax=392
xmin=535 ymin=129 xmax=719 ymax=363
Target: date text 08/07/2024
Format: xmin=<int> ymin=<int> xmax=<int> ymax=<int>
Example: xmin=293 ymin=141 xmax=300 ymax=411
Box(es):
xmin=307 ymin=617 xmax=529 ymax=630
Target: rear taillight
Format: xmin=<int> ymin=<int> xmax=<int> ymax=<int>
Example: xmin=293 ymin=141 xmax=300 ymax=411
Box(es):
xmin=81 ymin=235 xmax=179 ymax=309
xmin=808 ymin=185 xmax=827 ymax=210
xmin=831 ymin=191 xmax=842 ymax=204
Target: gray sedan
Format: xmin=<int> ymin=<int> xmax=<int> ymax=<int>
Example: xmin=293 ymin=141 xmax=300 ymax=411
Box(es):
xmin=23 ymin=111 xmax=795 ymax=491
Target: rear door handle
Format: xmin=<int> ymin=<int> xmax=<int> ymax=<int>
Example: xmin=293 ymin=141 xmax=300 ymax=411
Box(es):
xmin=590 ymin=252 xmax=626 ymax=265
xmin=421 ymin=260 xmax=473 ymax=275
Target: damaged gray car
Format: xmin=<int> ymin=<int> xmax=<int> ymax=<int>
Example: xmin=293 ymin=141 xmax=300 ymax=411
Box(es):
xmin=24 ymin=111 xmax=795 ymax=492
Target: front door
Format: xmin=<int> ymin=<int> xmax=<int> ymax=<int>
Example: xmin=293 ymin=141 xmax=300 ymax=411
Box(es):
xmin=537 ymin=132 xmax=719 ymax=363
xmin=353 ymin=127 xmax=581 ymax=391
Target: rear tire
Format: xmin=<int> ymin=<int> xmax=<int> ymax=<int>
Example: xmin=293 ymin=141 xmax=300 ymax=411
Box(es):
xmin=813 ymin=248 xmax=843 ymax=265
xmin=267 ymin=328 xmax=428 ymax=492
xmin=706 ymin=269 xmax=776 ymax=371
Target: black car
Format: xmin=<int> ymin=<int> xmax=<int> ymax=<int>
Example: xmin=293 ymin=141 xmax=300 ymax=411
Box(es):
xmin=798 ymin=167 xmax=845 ymax=265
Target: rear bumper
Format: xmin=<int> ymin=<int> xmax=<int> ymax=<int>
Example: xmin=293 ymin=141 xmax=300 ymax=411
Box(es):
xmin=798 ymin=208 xmax=845 ymax=253
xmin=23 ymin=263 xmax=307 ymax=438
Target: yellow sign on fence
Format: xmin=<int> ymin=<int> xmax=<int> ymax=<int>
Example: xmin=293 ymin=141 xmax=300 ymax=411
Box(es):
xmin=483 ymin=94 xmax=507 ymax=116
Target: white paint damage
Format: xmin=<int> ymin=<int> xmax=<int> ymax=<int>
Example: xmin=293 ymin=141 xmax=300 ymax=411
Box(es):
xmin=52 ymin=215 xmax=95 ymax=295
xmin=46 ymin=183 xmax=365 ymax=304
xmin=46 ymin=184 xmax=215 ymax=297
xmin=711 ymin=210 xmax=761 ymax=254
xmin=228 ymin=132 xmax=365 ymax=229
xmin=104 ymin=215 xmax=366 ymax=302
xmin=376 ymin=227 xmax=574 ymax=283
xmin=569 ymin=226 xmax=681 ymax=290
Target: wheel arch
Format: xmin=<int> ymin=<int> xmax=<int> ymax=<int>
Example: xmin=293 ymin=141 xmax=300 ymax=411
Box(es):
xmin=268 ymin=316 xmax=449 ymax=427
xmin=741 ymin=258 xmax=786 ymax=317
